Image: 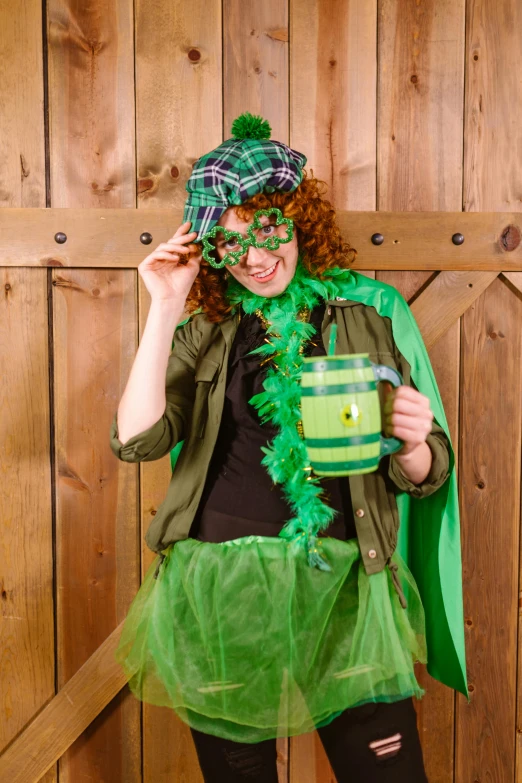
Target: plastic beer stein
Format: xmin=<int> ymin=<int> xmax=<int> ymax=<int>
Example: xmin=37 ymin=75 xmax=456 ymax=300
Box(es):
xmin=300 ymin=353 xmax=404 ymax=477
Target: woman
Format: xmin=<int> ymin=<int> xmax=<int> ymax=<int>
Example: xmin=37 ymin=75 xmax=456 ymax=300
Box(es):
xmin=110 ymin=113 xmax=467 ymax=782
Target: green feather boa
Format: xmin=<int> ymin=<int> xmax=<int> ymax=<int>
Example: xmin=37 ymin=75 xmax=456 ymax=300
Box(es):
xmin=226 ymin=257 xmax=355 ymax=570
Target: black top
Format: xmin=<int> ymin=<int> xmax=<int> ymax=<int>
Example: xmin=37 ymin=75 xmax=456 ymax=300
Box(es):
xmin=189 ymin=302 xmax=357 ymax=543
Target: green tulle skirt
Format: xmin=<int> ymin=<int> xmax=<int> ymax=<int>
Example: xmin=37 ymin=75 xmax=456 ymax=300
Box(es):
xmin=115 ymin=536 xmax=427 ymax=743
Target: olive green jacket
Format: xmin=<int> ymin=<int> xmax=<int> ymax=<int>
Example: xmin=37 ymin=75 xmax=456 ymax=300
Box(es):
xmin=109 ymin=296 xmax=451 ymax=577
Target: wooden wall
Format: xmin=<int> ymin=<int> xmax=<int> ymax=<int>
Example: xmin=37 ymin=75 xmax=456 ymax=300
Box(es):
xmin=1 ymin=1 xmax=522 ymax=781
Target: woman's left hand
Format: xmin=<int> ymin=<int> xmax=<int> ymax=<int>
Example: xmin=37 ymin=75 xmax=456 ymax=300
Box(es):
xmin=383 ymin=385 xmax=434 ymax=456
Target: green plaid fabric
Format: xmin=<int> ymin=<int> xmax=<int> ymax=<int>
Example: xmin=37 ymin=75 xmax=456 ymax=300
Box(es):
xmin=183 ymin=137 xmax=307 ymax=240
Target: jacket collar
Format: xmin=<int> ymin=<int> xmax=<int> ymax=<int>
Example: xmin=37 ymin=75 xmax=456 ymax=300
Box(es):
xmin=217 ymin=296 xmax=353 ymax=338
xmin=218 ymin=311 xmax=240 ymax=350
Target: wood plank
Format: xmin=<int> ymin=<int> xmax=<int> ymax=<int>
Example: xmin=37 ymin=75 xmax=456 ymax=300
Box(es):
xmin=409 ymin=271 xmax=498 ymax=350
xmin=0 ymin=269 xmax=55 ymax=783
xmin=455 ymin=277 xmax=521 ymax=781
xmin=0 ymin=0 xmax=46 ymax=208
xmin=502 ymin=271 xmax=522 ymax=297
xmin=378 ymin=0 xmax=465 ymax=212
xmin=290 ymin=1 xmax=377 ymax=778
xmin=460 ymin=1 xmax=522 ymax=778
xmin=47 ymin=0 xmax=140 ymax=779
xmin=224 ymin=0 xmax=289 ymax=142
xmin=135 ymin=0 xmax=222 ymax=211
xmin=291 ymin=0 xmax=377 ymax=210
xmin=0 ymin=1 xmax=53 ymax=780
xmin=47 ymin=0 xmax=135 ymax=208
xmin=0 ymin=0 xmax=57 ymax=783
xmin=0 ymin=622 xmax=130 ymax=783
xmin=134 ymin=1 xmax=222 ymax=779
xmin=53 ymin=266 xmax=141 ymax=782
xmin=378 ymin=0 xmax=465 ymax=778
xmin=2 ymin=209 xmax=522 ymax=269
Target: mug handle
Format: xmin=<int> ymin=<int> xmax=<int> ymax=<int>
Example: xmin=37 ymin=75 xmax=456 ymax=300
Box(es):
xmin=371 ymin=363 xmax=404 ymax=457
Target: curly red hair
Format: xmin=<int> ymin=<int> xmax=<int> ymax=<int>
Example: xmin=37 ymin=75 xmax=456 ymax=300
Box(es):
xmin=185 ymin=171 xmax=357 ymax=323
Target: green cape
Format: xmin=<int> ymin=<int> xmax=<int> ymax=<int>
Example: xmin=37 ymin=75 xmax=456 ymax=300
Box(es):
xmin=333 ymin=271 xmax=468 ymax=699
xmin=170 ymin=269 xmax=468 ymax=699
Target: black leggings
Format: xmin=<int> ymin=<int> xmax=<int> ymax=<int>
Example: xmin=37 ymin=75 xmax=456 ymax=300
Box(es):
xmin=190 ymin=697 xmax=428 ymax=782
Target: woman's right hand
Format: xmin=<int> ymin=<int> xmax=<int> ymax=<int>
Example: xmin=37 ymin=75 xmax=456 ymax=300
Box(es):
xmin=138 ymin=221 xmax=202 ymax=302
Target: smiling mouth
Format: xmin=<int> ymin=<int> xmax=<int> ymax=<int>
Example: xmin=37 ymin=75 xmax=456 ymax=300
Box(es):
xmin=251 ymin=260 xmax=279 ymax=280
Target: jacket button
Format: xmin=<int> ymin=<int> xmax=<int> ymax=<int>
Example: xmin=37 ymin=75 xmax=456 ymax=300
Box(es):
xmin=368 ymin=549 xmax=377 ymax=559
xmin=355 ymin=508 xmax=365 ymax=517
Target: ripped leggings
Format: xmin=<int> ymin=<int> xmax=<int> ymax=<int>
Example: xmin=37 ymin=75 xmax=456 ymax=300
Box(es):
xmin=190 ymin=697 xmax=428 ymax=783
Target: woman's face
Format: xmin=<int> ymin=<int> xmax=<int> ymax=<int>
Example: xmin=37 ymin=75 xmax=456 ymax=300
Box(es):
xmin=214 ymin=206 xmax=299 ymax=296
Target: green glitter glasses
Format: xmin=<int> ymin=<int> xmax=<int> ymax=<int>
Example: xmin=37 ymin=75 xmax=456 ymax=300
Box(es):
xmin=200 ymin=208 xmax=295 ymax=269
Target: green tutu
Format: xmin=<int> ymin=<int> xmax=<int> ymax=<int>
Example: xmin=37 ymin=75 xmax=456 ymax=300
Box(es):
xmin=116 ymin=536 xmax=427 ymax=743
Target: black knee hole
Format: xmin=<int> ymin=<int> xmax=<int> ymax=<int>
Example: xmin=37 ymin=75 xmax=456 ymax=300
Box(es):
xmin=369 ymin=732 xmax=402 ymax=764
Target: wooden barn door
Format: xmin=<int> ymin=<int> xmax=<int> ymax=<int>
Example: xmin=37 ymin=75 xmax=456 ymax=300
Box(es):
xmin=2 ymin=0 xmax=522 ymax=782
xmin=1 ymin=207 xmax=521 ymax=783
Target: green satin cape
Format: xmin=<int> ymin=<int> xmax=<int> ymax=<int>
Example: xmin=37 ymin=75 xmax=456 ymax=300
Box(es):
xmin=332 ymin=271 xmax=468 ymax=698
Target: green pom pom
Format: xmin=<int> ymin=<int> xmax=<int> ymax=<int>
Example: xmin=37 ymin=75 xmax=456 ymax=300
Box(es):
xmin=231 ymin=112 xmax=272 ymax=140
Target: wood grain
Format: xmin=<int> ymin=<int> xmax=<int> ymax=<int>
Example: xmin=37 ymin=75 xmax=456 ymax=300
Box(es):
xmin=46 ymin=0 xmax=140 ymax=779
xmin=47 ymin=0 xmax=136 ymax=208
xmin=0 ymin=622 xmax=130 ymax=783
xmin=378 ymin=0 xmax=465 ymax=779
xmin=135 ymin=0 xmax=222 ymax=211
xmin=0 ymin=0 xmax=46 ymax=208
xmin=224 ymin=0 xmax=289 ymax=142
xmin=463 ymin=0 xmax=522 ymax=214
xmin=409 ymin=271 xmax=498 ymax=350
xmin=378 ymin=0 xmax=465 ymax=212
xmin=455 ymin=277 xmax=521 ymax=782
xmin=53 ymin=267 xmax=141 ymax=782
xmin=501 ymin=271 xmax=522 ymax=297
xmin=459 ymin=1 xmax=522 ymax=778
xmin=0 ymin=270 xmax=55 ymax=783
xmin=0 ymin=1 xmax=53 ymax=780
xmin=291 ymin=0 xmax=377 ymax=211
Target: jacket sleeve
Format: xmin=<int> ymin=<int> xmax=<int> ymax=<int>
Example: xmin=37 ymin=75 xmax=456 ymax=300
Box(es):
xmin=109 ymin=318 xmax=199 ymax=463
xmin=386 ymin=343 xmax=451 ymax=499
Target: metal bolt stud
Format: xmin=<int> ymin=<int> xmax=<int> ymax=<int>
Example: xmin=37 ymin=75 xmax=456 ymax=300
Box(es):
xmin=371 ymin=233 xmax=384 ymax=245
xmin=140 ymin=232 xmax=153 ymax=245
xmin=54 ymin=232 xmax=67 ymax=244
xmin=452 ymin=233 xmax=465 ymax=245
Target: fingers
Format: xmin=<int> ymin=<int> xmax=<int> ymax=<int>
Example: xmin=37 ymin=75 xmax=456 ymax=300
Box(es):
xmin=383 ymin=384 xmax=433 ymax=442
xmin=156 ymin=242 xmax=193 ymax=255
xmin=149 ymin=249 xmax=202 ymax=265
xmin=150 ymin=251 xmax=185 ymax=262
xmin=392 ymin=386 xmax=431 ymax=407
xmin=385 ymin=396 xmax=433 ymax=418
xmin=384 ymin=386 xmax=432 ymax=412
xmin=167 ymin=233 xmax=198 ymax=247
xmin=385 ymin=412 xmax=433 ymax=435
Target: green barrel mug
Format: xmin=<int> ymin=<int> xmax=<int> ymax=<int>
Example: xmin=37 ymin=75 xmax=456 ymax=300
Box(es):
xmin=300 ymin=353 xmax=404 ymax=477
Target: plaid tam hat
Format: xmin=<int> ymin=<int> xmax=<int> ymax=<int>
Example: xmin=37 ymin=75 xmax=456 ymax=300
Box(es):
xmin=183 ymin=113 xmax=307 ymax=240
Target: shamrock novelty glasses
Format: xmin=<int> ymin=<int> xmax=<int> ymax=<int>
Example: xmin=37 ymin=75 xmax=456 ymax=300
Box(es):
xmin=201 ymin=208 xmax=295 ymax=268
